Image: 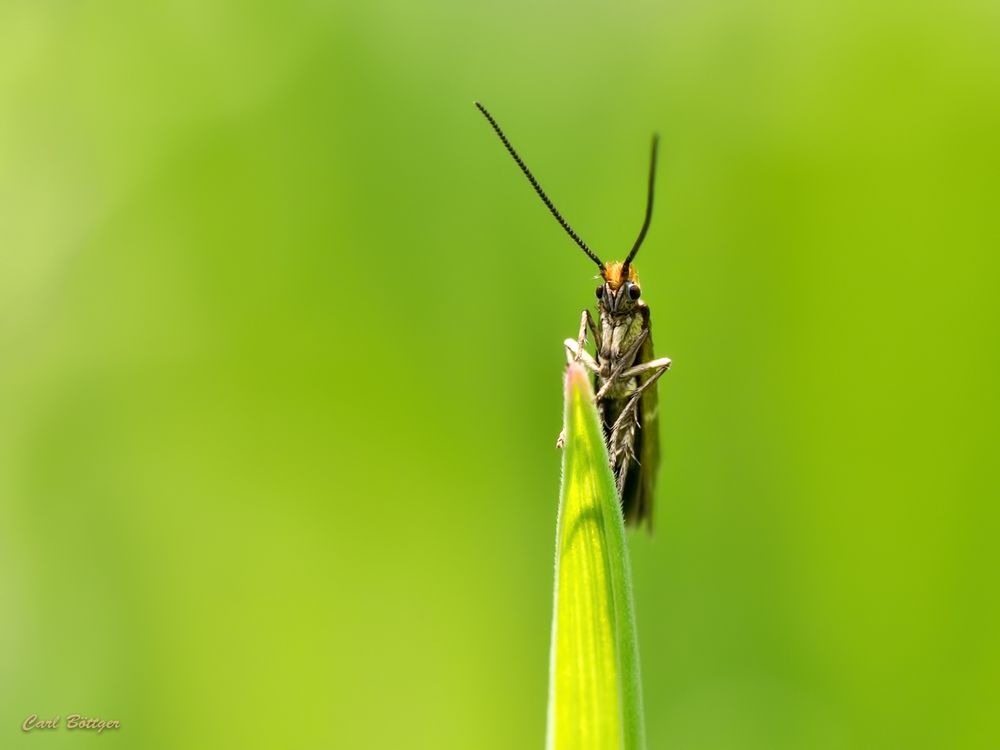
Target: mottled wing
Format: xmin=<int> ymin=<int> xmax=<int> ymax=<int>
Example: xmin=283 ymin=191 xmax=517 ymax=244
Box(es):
xmin=621 ymin=304 xmax=659 ymax=529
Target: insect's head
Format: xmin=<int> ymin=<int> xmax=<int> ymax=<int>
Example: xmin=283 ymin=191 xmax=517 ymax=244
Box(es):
xmin=597 ymin=261 xmax=642 ymax=315
xmin=475 ymin=102 xmax=659 ymax=307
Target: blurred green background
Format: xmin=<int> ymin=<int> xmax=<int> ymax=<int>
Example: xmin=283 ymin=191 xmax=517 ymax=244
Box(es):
xmin=1 ymin=0 xmax=998 ymax=747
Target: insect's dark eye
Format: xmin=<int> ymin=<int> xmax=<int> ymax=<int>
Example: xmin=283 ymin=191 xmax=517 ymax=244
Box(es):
xmin=628 ymin=284 xmax=642 ymax=300
xmin=595 ymin=285 xmax=604 ymax=300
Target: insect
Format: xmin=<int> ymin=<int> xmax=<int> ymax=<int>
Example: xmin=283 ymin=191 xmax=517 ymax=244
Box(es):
xmin=476 ymin=102 xmax=672 ymax=529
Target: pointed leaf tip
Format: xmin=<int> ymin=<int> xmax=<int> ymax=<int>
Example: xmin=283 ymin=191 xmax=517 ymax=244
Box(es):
xmin=565 ymin=360 xmax=591 ymax=397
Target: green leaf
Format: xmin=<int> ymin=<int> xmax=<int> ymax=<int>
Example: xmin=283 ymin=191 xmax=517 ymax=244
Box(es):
xmin=547 ymin=363 xmax=646 ymax=750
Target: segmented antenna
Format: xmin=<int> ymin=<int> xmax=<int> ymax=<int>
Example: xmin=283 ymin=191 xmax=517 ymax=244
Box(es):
xmin=475 ymin=102 xmax=605 ymax=273
xmin=622 ymin=134 xmax=659 ymax=276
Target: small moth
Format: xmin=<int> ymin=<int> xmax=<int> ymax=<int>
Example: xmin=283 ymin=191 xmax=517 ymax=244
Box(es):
xmin=476 ymin=102 xmax=672 ymax=529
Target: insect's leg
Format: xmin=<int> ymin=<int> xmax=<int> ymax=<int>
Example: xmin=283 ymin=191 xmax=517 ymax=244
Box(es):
xmin=571 ymin=309 xmax=601 ymax=358
xmin=611 ymin=359 xmax=672 ymax=433
xmin=620 ymin=355 xmax=672 ymax=381
xmin=573 ymin=309 xmax=589 ymax=354
xmin=587 ymin=310 xmax=602 ymax=351
xmin=559 ymin=310 xmax=601 ymax=449
xmin=593 ymin=329 xmax=649 ymax=402
xmin=607 ymin=409 xmax=638 ymax=494
xmin=563 ymin=339 xmax=600 ymax=373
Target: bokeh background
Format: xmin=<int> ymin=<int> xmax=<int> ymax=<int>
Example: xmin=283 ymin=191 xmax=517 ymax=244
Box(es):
xmin=1 ymin=0 xmax=998 ymax=747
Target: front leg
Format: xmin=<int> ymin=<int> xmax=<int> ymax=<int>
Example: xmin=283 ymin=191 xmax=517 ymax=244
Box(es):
xmin=564 ymin=310 xmax=600 ymax=372
xmin=563 ymin=339 xmax=600 ymax=372
xmin=570 ymin=308 xmax=601 ymax=361
xmin=559 ymin=310 xmax=601 ymax=449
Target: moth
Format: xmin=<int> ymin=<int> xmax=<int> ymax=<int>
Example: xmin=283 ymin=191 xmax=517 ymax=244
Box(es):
xmin=476 ymin=102 xmax=672 ymax=529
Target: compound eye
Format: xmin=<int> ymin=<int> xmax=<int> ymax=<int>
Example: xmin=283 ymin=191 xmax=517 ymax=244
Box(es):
xmin=595 ymin=285 xmax=604 ymax=300
xmin=628 ymin=284 xmax=642 ymax=300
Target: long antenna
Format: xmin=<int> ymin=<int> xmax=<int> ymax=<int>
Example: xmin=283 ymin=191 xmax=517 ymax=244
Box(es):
xmin=622 ymin=134 xmax=659 ymax=276
xmin=475 ymin=102 xmax=605 ymax=273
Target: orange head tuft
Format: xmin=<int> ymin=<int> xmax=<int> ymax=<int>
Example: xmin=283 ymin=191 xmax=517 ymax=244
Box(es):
xmin=603 ymin=261 xmax=639 ymax=291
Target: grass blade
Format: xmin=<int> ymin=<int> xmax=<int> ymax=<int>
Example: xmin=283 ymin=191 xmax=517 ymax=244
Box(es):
xmin=547 ymin=362 xmax=646 ymax=750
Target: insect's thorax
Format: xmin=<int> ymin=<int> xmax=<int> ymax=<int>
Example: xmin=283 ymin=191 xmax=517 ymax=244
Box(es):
xmin=597 ymin=307 xmax=644 ymax=398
